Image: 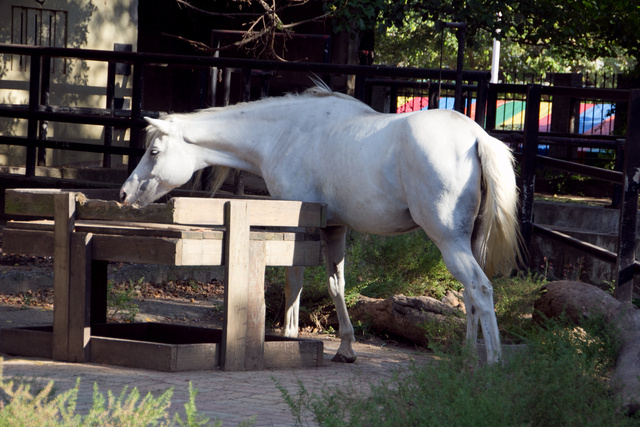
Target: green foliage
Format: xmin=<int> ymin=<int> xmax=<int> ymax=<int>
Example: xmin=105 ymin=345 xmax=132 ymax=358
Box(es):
xmin=265 ymin=230 xmax=461 ymax=330
xmin=419 ymin=311 xmax=465 ymax=349
xmin=0 ymin=367 xmax=224 ymax=426
xmin=107 ymin=278 xmax=142 ymax=322
xmin=374 ymin=5 xmax=636 ymax=76
xmin=278 ymin=320 xmax=635 ymax=426
xmin=492 ymin=272 xmax=547 ymax=339
xmin=344 ymin=230 xmax=459 ymax=300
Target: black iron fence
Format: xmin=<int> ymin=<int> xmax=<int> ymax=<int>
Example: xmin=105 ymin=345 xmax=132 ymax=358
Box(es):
xmin=0 ymin=43 xmax=489 ymax=176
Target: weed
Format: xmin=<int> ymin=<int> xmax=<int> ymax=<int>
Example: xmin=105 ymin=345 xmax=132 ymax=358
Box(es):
xmin=277 ymin=320 xmax=636 ymax=426
xmin=0 ymin=362 xmax=229 ymax=426
xmin=107 ymin=277 xmax=143 ymax=322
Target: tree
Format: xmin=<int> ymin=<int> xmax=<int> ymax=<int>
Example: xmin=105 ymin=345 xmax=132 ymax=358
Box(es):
xmin=172 ymin=0 xmax=638 ymax=75
xmin=379 ymin=0 xmax=639 ymax=75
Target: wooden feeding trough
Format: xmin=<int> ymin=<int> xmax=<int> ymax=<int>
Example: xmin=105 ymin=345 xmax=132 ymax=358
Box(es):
xmin=0 ymin=189 xmax=326 ymax=371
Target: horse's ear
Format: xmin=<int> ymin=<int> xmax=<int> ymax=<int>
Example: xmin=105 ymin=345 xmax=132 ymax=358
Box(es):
xmin=144 ymin=117 xmax=174 ymax=135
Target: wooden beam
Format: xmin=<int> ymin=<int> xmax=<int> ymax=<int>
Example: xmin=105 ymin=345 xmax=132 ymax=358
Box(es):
xmin=245 ymin=241 xmax=266 ymax=370
xmin=52 ymin=192 xmax=75 ymax=361
xmin=5 ymin=189 xmax=327 ymax=229
xmin=222 ymin=200 xmax=251 ymax=371
xmin=68 ymin=232 xmax=92 ymax=362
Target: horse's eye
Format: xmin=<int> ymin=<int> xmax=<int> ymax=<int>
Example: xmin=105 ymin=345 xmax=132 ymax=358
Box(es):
xmin=150 ymin=149 xmax=159 ymax=156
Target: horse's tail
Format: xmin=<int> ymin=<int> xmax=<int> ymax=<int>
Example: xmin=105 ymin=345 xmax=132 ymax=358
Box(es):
xmin=474 ymin=132 xmax=525 ymax=277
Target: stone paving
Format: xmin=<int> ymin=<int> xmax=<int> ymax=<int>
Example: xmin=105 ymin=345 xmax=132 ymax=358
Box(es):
xmin=1 ymin=336 xmax=433 ymax=426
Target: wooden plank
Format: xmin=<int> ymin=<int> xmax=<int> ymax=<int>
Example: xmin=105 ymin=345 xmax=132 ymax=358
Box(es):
xmin=4 ymin=188 xmax=63 ymax=217
xmin=76 ymin=198 xmax=175 ymax=224
xmin=222 ymin=200 xmax=250 ymax=371
xmin=172 ymin=197 xmax=326 ymax=228
xmin=52 ymin=192 xmax=75 ymax=361
xmin=92 ymin=235 xmax=181 ymax=264
xmin=91 ymin=337 xmax=178 ymax=372
xmin=6 ymin=189 xmax=327 ymax=229
xmin=2 ymin=228 xmax=54 ymax=256
xmin=0 ymin=327 xmax=53 ymax=359
xmin=263 ymin=340 xmax=324 ymax=369
xmin=68 ymin=232 xmax=92 ymax=362
xmin=175 ymin=344 xmax=220 ymax=371
xmin=245 ymin=241 xmax=266 ymax=370
xmin=176 ymin=239 xmax=224 ymax=266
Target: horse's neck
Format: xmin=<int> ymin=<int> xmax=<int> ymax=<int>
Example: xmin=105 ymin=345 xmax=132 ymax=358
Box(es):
xmin=178 ymin=103 xmax=288 ymax=174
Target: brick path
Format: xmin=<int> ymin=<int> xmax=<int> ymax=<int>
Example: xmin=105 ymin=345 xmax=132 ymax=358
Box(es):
xmin=1 ymin=336 xmax=433 ymax=426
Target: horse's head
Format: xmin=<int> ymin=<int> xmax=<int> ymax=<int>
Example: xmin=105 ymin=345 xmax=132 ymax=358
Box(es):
xmin=120 ymin=117 xmax=198 ymax=206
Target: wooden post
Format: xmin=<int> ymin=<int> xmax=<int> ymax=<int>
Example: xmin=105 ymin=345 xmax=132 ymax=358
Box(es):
xmin=520 ymin=84 xmax=541 ymax=257
xmin=52 ymin=192 xmax=75 ymax=361
xmin=222 ymin=200 xmax=251 ymax=371
xmin=246 ymin=241 xmax=266 ymax=370
xmin=68 ymin=232 xmax=93 ymax=362
xmin=615 ymin=89 xmax=640 ymax=302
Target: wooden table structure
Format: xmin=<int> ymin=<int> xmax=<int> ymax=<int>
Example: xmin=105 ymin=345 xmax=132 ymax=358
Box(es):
xmin=1 ymin=189 xmax=326 ymax=371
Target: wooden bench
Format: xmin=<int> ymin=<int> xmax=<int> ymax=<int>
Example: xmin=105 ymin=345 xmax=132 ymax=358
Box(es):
xmin=1 ymin=189 xmax=326 ymax=371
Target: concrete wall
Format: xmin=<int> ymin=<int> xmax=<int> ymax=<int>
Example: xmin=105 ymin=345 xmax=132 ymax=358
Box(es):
xmin=0 ymin=0 xmax=138 ymax=168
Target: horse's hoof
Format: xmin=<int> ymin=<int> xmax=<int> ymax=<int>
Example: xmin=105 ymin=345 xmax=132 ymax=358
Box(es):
xmin=331 ymin=353 xmax=357 ymax=363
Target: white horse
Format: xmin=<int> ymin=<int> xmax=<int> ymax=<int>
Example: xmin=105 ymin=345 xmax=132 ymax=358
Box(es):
xmin=120 ymin=85 xmax=522 ymax=364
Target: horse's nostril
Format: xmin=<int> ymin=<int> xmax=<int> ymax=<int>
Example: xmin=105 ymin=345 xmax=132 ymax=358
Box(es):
xmin=120 ymin=190 xmax=127 ymax=203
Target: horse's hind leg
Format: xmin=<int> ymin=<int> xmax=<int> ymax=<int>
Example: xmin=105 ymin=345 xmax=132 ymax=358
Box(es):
xmin=322 ymin=226 xmax=357 ymax=363
xmin=439 ymin=239 xmax=501 ymax=363
xmin=283 ymin=266 xmax=304 ymax=338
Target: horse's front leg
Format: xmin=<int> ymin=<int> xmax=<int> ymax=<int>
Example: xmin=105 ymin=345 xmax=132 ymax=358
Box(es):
xmin=283 ymin=266 xmax=304 ymax=338
xmin=322 ymin=226 xmax=357 ymax=363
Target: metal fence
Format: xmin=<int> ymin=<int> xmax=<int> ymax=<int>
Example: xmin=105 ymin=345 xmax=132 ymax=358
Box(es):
xmin=0 ymin=44 xmax=489 ymax=177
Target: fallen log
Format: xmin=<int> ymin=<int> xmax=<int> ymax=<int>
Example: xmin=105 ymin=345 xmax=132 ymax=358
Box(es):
xmin=349 ymin=294 xmax=465 ymax=347
xmin=533 ymin=280 xmax=640 ymax=414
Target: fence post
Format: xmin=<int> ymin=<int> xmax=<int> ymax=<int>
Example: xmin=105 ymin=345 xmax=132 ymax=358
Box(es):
xmin=26 ymin=51 xmax=42 ymax=177
xmin=615 ymin=89 xmax=640 ymax=303
xmin=485 ymin=84 xmax=497 ymax=132
xmin=38 ymin=55 xmax=51 ymax=167
xmin=128 ymin=60 xmax=144 ymax=174
xmin=475 ymin=76 xmax=488 ymax=127
xmin=520 ymin=84 xmax=541 ymax=257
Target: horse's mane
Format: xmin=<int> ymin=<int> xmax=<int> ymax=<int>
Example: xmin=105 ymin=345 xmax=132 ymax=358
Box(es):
xmin=155 ymin=81 xmax=364 ymax=125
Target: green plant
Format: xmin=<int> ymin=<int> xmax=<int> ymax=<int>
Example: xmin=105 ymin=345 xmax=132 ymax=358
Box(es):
xmin=0 ymin=364 xmax=227 ymax=426
xmin=492 ymin=272 xmax=547 ymax=341
xmin=278 ymin=320 xmax=636 ymax=426
xmin=420 ymin=312 xmax=465 ymax=349
xmin=107 ymin=277 xmax=143 ymax=322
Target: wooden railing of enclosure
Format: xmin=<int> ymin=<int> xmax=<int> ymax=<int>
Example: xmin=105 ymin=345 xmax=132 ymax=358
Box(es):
xmin=0 ymin=44 xmax=489 ymax=177
xmin=488 ymin=84 xmax=640 ymax=303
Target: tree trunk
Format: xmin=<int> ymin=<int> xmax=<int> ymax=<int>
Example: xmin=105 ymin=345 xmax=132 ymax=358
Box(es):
xmin=348 ymin=294 xmax=465 ymax=347
xmin=533 ymin=280 xmax=640 ymax=414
